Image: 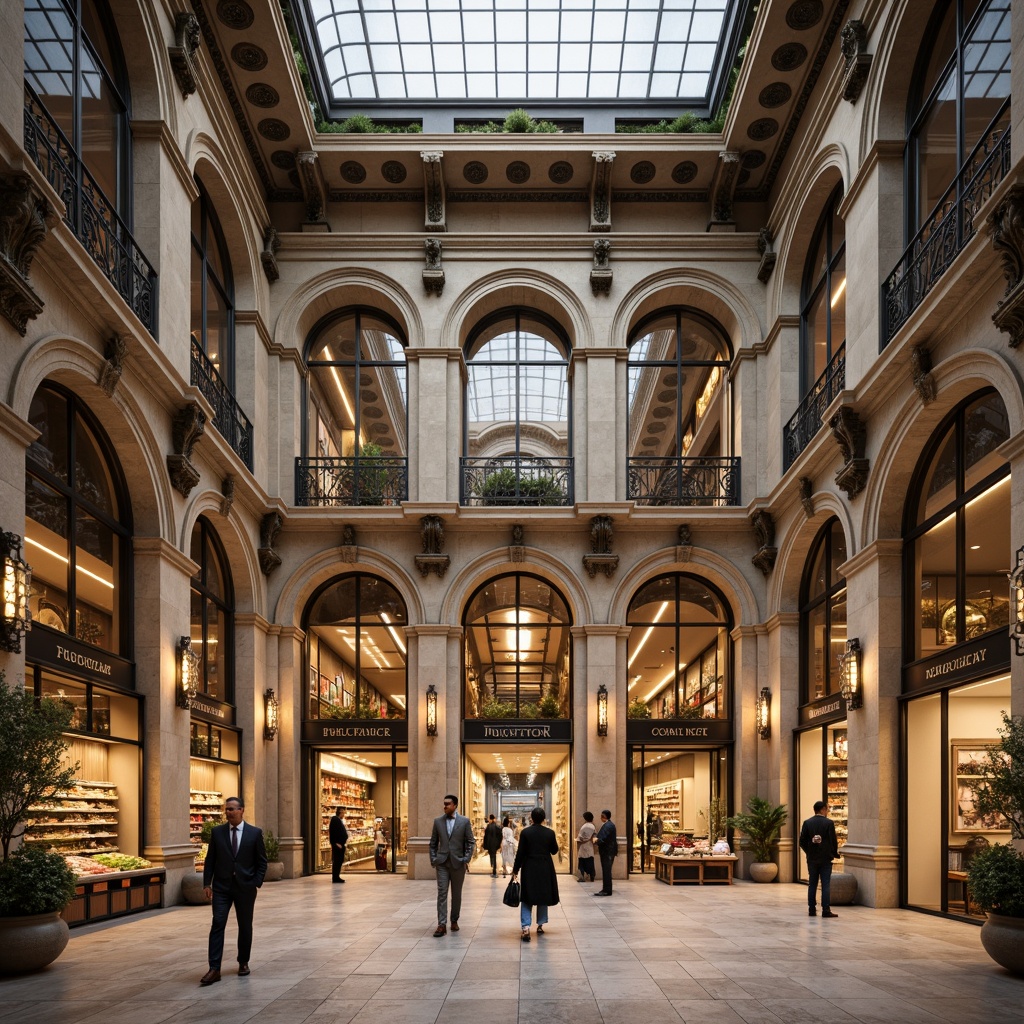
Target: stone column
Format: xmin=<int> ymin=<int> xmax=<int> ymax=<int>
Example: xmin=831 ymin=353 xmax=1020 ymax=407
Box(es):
xmin=999 ymin=432 xmax=1024 ymax=714
xmin=235 ymin=613 xmax=272 ymax=842
xmin=577 ymin=350 xmax=620 ymax=502
xmin=406 ymin=349 xmax=460 ymax=503
xmin=273 ymin=624 xmax=305 ymax=877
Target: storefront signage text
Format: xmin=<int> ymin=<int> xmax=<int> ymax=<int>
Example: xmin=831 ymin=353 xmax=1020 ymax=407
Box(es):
xmin=798 ymin=695 xmax=846 ymax=727
xmin=302 ymin=719 xmax=409 ymax=745
xmin=924 ymin=649 xmax=986 ymax=681
xmin=463 ymin=720 xmax=572 ymax=743
xmin=626 ymin=719 xmax=732 ymax=745
xmin=27 ymin=626 xmax=133 ymax=690
xmin=189 ymin=695 xmax=234 ymax=726
xmin=904 ymin=632 xmax=1010 ymax=694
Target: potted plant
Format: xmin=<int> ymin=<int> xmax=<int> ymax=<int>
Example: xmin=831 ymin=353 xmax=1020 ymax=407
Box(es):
xmin=264 ymin=829 xmax=284 ymax=882
xmin=627 ymin=698 xmax=651 ymax=719
xmin=183 ymin=819 xmax=218 ymax=904
xmin=537 ymin=689 xmax=563 ymax=719
xmin=0 ymin=672 xmax=79 ymax=972
xmin=726 ymin=796 xmax=788 ymax=882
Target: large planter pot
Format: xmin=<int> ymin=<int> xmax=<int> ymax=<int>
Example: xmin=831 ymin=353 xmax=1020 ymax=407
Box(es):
xmin=748 ymin=861 xmax=778 ymax=883
xmin=0 ymin=912 xmax=70 ymax=974
xmin=181 ymin=871 xmax=211 ymax=905
xmin=980 ymin=912 xmax=1024 ymax=976
xmin=264 ymin=861 xmax=284 ymax=882
xmin=829 ymin=872 xmax=858 ymax=905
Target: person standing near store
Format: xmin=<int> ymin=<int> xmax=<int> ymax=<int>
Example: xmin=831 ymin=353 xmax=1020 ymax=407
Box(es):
xmin=483 ymin=814 xmax=503 ymax=877
xmin=500 ymin=816 xmax=517 ymax=876
xmin=799 ymin=800 xmax=839 ymax=918
xmin=594 ymin=809 xmax=617 ymax=896
xmin=429 ymin=793 xmax=476 ymax=936
xmin=511 ymin=806 xmax=560 ymax=941
xmin=576 ymin=810 xmax=597 ymax=882
xmin=329 ymin=807 xmax=348 ymax=883
xmin=200 ymin=796 xmax=268 ymax=986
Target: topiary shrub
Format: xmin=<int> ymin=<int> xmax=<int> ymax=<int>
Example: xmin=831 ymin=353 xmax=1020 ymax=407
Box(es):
xmin=0 ymin=845 xmax=78 ymax=916
xmin=967 ymin=844 xmax=1024 ymax=917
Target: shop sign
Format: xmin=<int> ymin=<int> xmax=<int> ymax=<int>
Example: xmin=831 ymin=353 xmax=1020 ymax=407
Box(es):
xmin=27 ymin=625 xmax=133 ymax=690
xmin=904 ymin=631 xmax=1010 ymax=694
xmin=190 ymin=694 xmax=235 ymax=726
xmin=302 ymin=719 xmax=408 ymax=745
xmin=462 ymin=720 xmax=572 ymax=743
xmin=627 ymin=719 xmax=732 ymax=745
xmin=798 ymin=694 xmax=847 ymax=728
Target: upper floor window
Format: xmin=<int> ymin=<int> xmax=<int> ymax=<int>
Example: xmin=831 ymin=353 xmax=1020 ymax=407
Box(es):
xmin=800 ymin=518 xmax=848 ymax=703
xmin=905 ymin=389 xmax=1010 ymax=663
xmin=801 ymin=186 xmax=846 ymax=396
xmin=190 ymin=181 xmax=235 ymax=386
xmin=189 ymin=517 xmax=234 ymax=703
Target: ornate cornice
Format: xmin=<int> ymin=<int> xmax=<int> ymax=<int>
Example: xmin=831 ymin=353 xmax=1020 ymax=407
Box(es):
xmin=589 ymin=151 xmax=615 ymax=232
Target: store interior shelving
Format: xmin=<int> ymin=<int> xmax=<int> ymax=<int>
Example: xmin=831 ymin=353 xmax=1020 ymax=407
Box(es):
xmin=25 ymin=779 xmax=120 ymax=855
xmin=320 ymin=770 xmax=375 ymax=870
xmin=827 ymin=756 xmax=848 ymax=849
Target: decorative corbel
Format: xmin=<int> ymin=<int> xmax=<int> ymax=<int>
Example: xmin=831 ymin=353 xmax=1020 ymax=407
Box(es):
xmin=583 ymin=514 xmax=618 ymax=578
xmin=589 ymin=151 xmax=615 ymax=232
xmin=830 ymin=406 xmax=870 ymax=499
xmin=708 ymin=151 xmax=740 ymax=231
xmin=509 ymin=523 xmax=524 ymax=563
xmin=0 ymin=172 xmax=50 ymax=336
xmin=750 ymin=509 xmax=777 ymax=576
xmin=260 ymin=225 xmax=280 ymax=282
xmin=415 ymin=514 xmax=450 ymax=578
xmin=421 ymin=151 xmax=446 ymax=233
xmin=339 ymin=523 xmax=358 ymax=562
xmin=990 ymin=183 xmax=1024 ymax=348
xmin=911 ymin=344 xmax=936 ymax=403
xmin=258 ymin=511 xmax=283 ymax=576
xmin=590 ymin=239 xmax=612 ymax=295
xmin=757 ymin=227 xmax=777 ymax=283
xmin=423 ymin=237 xmax=444 ymax=295
xmin=798 ymin=477 xmax=815 ymax=518
xmin=219 ymin=476 xmax=235 ymax=517
xmin=169 ymin=12 xmax=201 ymax=99
xmin=840 ymin=20 xmax=872 ymax=103
xmin=676 ymin=523 xmax=693 ymax=563
xmin=297 ymin=151 xmax=328 ymax=228
xmin=167 ymin=401 xmax=206 ymax=498
xmin=97 ymin=333 xmax=128 ymax=396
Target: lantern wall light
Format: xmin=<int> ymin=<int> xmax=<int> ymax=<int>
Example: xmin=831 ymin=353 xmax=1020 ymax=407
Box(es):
xmin=264 ymin=688 xmax=279 ymax=740
xmin=756 ymin=687 xmax=771 ymax=740
xmin=838 ymin=637 xmax=863 ymax=710
xmin=176 ymin=635 xmax=199 ymax=709
xmin=596 ymin=683 xmax=608 ymax=737
xmin=425 ymin=683 xmax=438 ymax=736
xmin=1010 ymin=545 xmax=1024 ymax=656
xmin=1 ymin=531 xmax=32 ymax=653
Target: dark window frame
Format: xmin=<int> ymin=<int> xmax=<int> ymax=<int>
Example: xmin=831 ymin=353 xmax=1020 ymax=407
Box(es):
xmin=189 ymin=516 xmax=235 ymax=704
xmin=190 ymin=180 xmax=236 ymax=388
xmin=798 ymin=518 xmax=848 ymax=704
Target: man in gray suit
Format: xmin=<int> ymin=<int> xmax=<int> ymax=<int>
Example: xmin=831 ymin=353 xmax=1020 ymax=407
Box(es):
xmin=429 ymin=793 xmax=476 ymax=936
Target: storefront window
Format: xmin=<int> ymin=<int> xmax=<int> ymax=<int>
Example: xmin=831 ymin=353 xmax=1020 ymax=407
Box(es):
xmin=800 ymin=519 xmax=848 ymax=702
xmin=189 ymin=517 xmax=234 ymax=702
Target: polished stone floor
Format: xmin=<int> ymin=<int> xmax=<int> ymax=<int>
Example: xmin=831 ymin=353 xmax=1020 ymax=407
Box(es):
xmin=1 ymin=871 xmax=1021 ymax=1024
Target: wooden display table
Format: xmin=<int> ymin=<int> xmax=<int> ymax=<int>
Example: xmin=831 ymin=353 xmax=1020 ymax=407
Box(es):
xmin=653 ymin=853 xmax=737 ymax=885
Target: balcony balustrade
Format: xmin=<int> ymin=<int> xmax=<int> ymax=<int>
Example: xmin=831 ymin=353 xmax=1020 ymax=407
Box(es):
xmin=627 ymin=456 xmax=740 ymax=506
xmin=190 ymin=341 xmax=253 ymax=470
xmin=783 ymin=345 xmax=846 ymax=471
xmin=461 ymin=456 xmax=573 ymax=507
xmin=296 ymin=455 xmax=408 ymax=506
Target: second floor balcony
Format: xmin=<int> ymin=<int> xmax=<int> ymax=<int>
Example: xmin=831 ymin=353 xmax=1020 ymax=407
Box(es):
xmin=296 ymin=455 xmax=408 ymax=506
xmin=461 ymin=456 xmax=573 ymax=507
xmin=190 ymin=341 xmax=253 ymax=470
xmin=783 ymin=345 xmax=845 ymax=471
xmin=627 ymin=456 xmax=740 ymax=507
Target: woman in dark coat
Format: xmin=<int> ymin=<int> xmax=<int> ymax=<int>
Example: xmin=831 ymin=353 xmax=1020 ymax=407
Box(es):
xmin=511 ymin=806 xmax=559 ymax=941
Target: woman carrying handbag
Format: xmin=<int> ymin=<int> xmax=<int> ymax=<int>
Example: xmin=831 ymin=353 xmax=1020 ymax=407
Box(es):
xmin=510 ymin=806 xmax=559 ymax=942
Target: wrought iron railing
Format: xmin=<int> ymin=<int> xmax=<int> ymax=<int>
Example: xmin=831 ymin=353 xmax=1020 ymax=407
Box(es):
xmin=190 ymin=341 xmax=253 ymax=470
xmin=881 ymin=104 xmax=1011 ymax=348
xmin=627 ymin=456 xmax=740 ymax=506
xmin=295 ymin=456 xmax=408 ymax=506
xmin=783 ymin=344 xmax=846 ymax=471
xmin=23 ymin=85 xmax=157 ymax=336
xmin=461 ymin=456 xmax=573 ymax=507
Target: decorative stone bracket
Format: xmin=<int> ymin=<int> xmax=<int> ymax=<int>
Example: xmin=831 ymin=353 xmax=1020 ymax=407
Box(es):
xmin=261 ymin=225 xmax=280 ymax=282
xmin=219 ymin=476 xmax=235 ymax=517
xmin=590 ymin=239 xmax=612 ymax=295
xmin=167 ymin=401 xmax=206 ymax=498
xmin=340 ymin=523 xmax=358 ymax=563
xmin=423 ymin=237 xmax=444 ymax=294
xmin=830 ymin=406 xmax=870 ymax=499
xmin=840 ymin=20 xmax=872 ymax=104
xmin=757 ymin=227 xmax=777 ymax=283
xmin=509 ymin=523 xmax=524 ymax=563
xmin=415 ymin=514 xmax=450 ymax=578
xmin=421 ymin=151 xmax=446 ymax=233
xmin=169 ymin=12 xmax=201 ymax=98
xmin=990 ymin=183 xmax=1024 ymax=348
xmin=750 ymin=509 xmax=777 ymax=576
xmin=0 ymin=172 xmax=51 ymax=336
xmin=676 ymin=523 xmax=692 ymax=563
xmin=258 ymin=511 xmax=283 ymax=576
xmin=799 ymin=477 xmax=815 ymax=518
xmin=708 ymin=151 xmax=740 ymax=230
xmin=911 ymin=344 xmax=936 ymax=403
xmin=97 ymin=333 xmax=128 ymax=397
xmin=583 ymin=514 xmax=618 ymax=578
xmin=298 ymin=151 xmax=328 ymax=227
xmin=589 ymin=151 xmax=615 ymax=232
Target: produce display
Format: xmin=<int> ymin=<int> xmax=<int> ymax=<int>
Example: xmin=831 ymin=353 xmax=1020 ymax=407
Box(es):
xmin=63 ymin=853 xmax=152 ymax=876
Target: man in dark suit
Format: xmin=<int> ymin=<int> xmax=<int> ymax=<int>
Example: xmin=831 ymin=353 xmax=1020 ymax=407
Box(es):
xmin=594 ymin=809 xmax=617 ymax=896
xmin=799 ymin=800 xmax=839 ymax=918
xmin=329 ymin=807 xmax=348 ymax=883
xmin=429 ymin=793 xmax=476 ymax=936
xmin=200 ymin=796 xmax=268 ymax=985
xmin=482 ymin=814 xmax=502 ymax=877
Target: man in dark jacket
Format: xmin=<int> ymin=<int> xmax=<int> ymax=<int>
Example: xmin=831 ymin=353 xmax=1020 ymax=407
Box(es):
xmin=482 ymin=814 xmax=503 ymax=877
xmin=329 ymin=807 xmax=348 ymax=883
xmin=799 ymin=800 xmax=839 ymax=918
xmin=594 ymin=809 xmax=617 ymax=896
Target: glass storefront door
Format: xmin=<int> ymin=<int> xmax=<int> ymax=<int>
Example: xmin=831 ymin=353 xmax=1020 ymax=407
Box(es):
xmin=795 ymin=722 xmax=848 ymax=881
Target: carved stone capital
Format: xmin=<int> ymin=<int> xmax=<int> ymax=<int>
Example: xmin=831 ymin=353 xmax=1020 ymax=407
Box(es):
xmin=589 ymin=151 xmax=615 ymax=232
xmin=583 ymin=553 xmax=619 ymax=578
xmin=799 ymin=477 xmax=815 ymax=518
xmin=258 ymin=511 xmax=283 ymax=576
xmin=750 ymin=509 xmax=777 ymax=576
xmin=830 ymin=406 xmax=869 ymax=499
xmin=167 ymin=454 xmax=201 ymax=498
xmin=757 ymin=227 xmax=777 ymax=283
xmin=708 ymin=150 xmax=740 ymax=229
xmin=421 ymin=151 xmax=446 ymax=232
xmin=590 ymin=238 xmax=612 ymax=295
xmin=167 ymin=401 xmax=206 ymax=498
xmin=423 ymin=237 xmax=444 ymax=294
xmin=990 ymin=184 xmax=1024 ymax=347
xmin=911 ymin=344 xmax=937 ymax=403
xmin=0 ymin=173 xmax=49 ymax=335
xmin=261 ymin=225 xmax=281 ymax=282
xmin=840 ymin=20 xmax=872 ymax=103
xmin=169 ymin=12 xmax=201 ymax=98
xmin=98 ymin=334 xmax=128 ymax=396
xmin=676 ymin=523 xmax=692 ymax=562
xmin=219 ymin=476 xmax=235 ymax=517
xmin=298 ymin=151 xmax=328 ymax=225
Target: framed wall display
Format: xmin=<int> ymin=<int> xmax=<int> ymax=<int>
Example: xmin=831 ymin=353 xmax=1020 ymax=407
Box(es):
xmin=952 ymin=742 xmax=1010 ymax=833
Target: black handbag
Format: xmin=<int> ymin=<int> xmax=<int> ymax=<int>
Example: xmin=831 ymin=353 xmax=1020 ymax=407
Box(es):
xmin=502 ymin=878 xmax=520 ymax=907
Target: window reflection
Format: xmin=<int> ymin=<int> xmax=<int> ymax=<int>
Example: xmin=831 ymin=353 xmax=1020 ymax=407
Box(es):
xmin=189 ymin=518 xmax=233 ymax=702
xmin=801 ymin=186 xmax=845 ymax=395
xmin=800 ymin=519 xmax=848 ymax=701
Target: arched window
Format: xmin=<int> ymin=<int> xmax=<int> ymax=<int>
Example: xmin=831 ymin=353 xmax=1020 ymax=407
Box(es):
xmin=462 ymin=309 xmax=572 ymax=506
xmin=626 ymin=574 xmax=731 ymax=720
xmin=800 ymin=519 xmax=848 ymax=703
xmin=24 ymin=382 xmax=131 ymax=655
xmin=306 ymin=574 xmax=407 ymax=719
xmin=626 ymin=307 xmax=734 ymax=506
xmin=300 ymin=309 xmax=408 ymax=506
xmin=189 ymin=518 xmax=234 ymax=703
xmin=905 ymin=389 xmax=1010 ymax=663
xmin=464 ymin=574 xmax=571 ymax=719
xmin=190 ymin=181 xmax=235 ymax=386
xmin=801 ymin=186 xmax=846 ymax=397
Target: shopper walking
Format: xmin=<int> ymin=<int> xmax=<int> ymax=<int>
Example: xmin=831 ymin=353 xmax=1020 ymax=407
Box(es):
xmin=329 ymin=807 xmax=348 ymax=882
xmin=511 ymin=806 xmax=560 ymax=941
xmin=200 ymin=796 xmax=268 ymax=985
xmin=500 ymin=816 xmax=517 ymax=876
xmin=799 ymin=800 xmax=839 ymax=918
xmin=482 ymin=814 xmax=503 ymax=877
xmin=594 ymin=809 xmax=617 ymax=896
xmin=576 ymin=810 xmax=597 ymax=882
xmin=429 ymin=793 xmax=475 ymax=936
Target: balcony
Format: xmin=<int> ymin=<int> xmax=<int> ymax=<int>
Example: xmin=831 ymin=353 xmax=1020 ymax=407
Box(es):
xmin=783 ymin=345 xmax=845 ymax=471
xmin=23 ymin=85 xmax=157 ymax=337
xmin=295 ymin=455 xmax=408 ymax=506
xmin=461 ymin=456 xmax=573 ymax=507
xmin=627 ymin=456 xmax=740 ymax=506
xmin=190 ymin=341 xmax=253 ymax=470
xmin=881 ymin=104 xmax=1011 ymax=349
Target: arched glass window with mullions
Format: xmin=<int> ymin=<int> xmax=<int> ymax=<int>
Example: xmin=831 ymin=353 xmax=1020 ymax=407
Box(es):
xmin=190 ymin=182 xmax=235 ymax=387
xmin=299 ymin=309 xmax=408 ymax=506
xmin=462 ymin=309 xmax=572 ymax=507
xmin=905 ymin=389 xmax=1010 ymax=664
xmin=626 ymin=308 xmax=735 ymax=506
xmin=800 ymin=519 xmax=848 ymax=703
xmin=189 ymin=518 xmax=234 ymax=703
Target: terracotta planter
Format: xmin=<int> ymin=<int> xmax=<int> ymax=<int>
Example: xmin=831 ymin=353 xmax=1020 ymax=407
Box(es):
xmin=0 ymin=912 xmax=70 ymax=974
xmin=748 ymin=861 xmax=778 ymax=883
xmin=980 ymin=912 xmax=1024 ymax=976
xmin=265 ymin=861 xmax=284 ymax=882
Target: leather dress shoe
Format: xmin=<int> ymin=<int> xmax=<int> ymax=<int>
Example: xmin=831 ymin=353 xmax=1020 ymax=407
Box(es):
xmin=450 ymin=921 xmax=460 ymax=931
xmin=822 ymin=911 xmax=839 ymax=918
xmin=238 ymin=964 xmax=250 ymax=976
xmin=808 ymin=908 xmax=816 ymax=916
xmin=433 ymin=924 xmax=447 ymax=937
xmin=593 ymin=891 xmax=611 ymax=897
xmin=199 ymin=969 xmax=221 ymax=986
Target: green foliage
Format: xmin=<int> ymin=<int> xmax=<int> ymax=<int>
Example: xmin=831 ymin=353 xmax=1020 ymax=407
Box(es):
xmin=970 ymin=712 xmax=1024 ymax=839
xmin=200 ymin=819 xmax=219 ymax=845
xmin=615 ymin=64 xmax=740 ymax=134
xmin=537 ymin=690 xmax=563 ymax=719
xmin=699 ymin=796 xmax=729 ymax=845
xmin=0 ymin=672 xmax=79 ymax=860
xmin=456 ymin=108 xmax=560 ymax=134
xmin=264 ymin=829 xmax=281 ymax=862
xmin=318 ymin=115 xmax=422 ymax=134
xmin=479 ymin=468 xmax=563 ymax=505
xmin=323 ymin=699 xmax=381 ymax=720
xmin=967 ymin=844 xmax=1024 ymax=917
xmin=0 ymin=845 xmax=78 ymax=916
xmin=91 ymin=853 xmax=152 ymax=871
xmin=627 ymin=698 xmax=651 ymax=719
xmin=479 ymin=695 xmax=517 ymax=718
xmin=726 ymin=797 xmax=788 ymax=862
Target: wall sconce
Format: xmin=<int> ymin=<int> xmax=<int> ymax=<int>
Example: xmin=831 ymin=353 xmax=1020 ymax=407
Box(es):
xmin=596 ymin=683 xmax=608 ymax=737
xmin=263 ymin=688 xmax=279 ymax=740
xmin=1 ymin=531 xmax=32 ymax=653
xmin=425 ymin=684 xmax=437 ymax=736
xmin=756 ymin=687 xmax=771 ymax=740
xmin=1010 ymin=546 xmax=1024 ymax=655
xmin=838 ymin=637 xmax=863 ymax=710
xmin=176 ymin=635 xmax=199 ymax=709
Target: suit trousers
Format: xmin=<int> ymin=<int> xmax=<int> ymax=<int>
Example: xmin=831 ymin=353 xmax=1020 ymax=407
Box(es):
xmin=435 ymin=859 xmax=467 ymax=925
xmin=807 ymin=860 xmax=833 ymax=910
xmin=332 ymin=845 xmax=345 ymax=880
xmin=599 ymin=849 xmax=615 ymax=894
xmin=208 ymin=879 xmax=257 ymax=968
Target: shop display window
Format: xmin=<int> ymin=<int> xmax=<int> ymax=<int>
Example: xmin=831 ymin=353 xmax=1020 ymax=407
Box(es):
xmin=189 ymin=518 xmax=234 ymax=703
xmin=796 ymin=723 xmax=848 ymax=882
xmin=799 ymin=518 xmax=847 ymax=703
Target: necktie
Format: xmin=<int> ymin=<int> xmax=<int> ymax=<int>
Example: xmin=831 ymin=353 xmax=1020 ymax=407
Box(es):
xmin=232 ymin=826 xmax=239 ymax=856
xmin=447 ymin=816 xmax=454 ymax=837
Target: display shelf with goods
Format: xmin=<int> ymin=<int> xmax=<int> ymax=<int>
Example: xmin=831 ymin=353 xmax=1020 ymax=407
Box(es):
xmin=25 ymin=780 xmax=120 ymax=855
xmin=468 ymin=762 xmax=486 ymax=830
xmin=826 ymin=756 xmax=848 ymax=850
xmin=320 ymin=769 xmax=376 ymax=871
xmin=189 ymin=788 xmax=223 ymax=867
xmin=646 ymin=780 xmax=683 ymax=837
